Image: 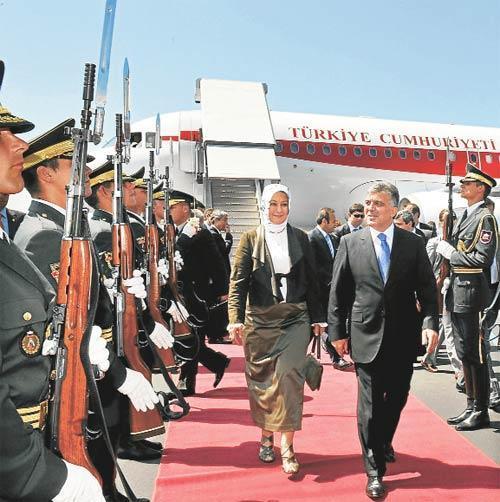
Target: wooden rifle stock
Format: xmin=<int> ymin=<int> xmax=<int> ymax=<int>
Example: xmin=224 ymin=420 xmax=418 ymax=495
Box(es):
xmin=145 ymin=222 xmax=177 ymax=370
xmin=166 ymin=221 xmax=191 ymax=338
xmin=112 ymin=223 xmax=165 ymax=439
xmin=53 ymin=239 xmax=101 ymax=483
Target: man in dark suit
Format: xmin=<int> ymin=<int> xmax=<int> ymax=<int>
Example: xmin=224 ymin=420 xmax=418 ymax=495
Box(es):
xmin=328 ymin=182 xmax=438 ymax=499
xmin=0 ymin=193 xmax=25 ymax=239
xmin=394 ymin=209 xmax=426 ymax=240
xmin=172 ymin=198 xmax=230 ymax=395
xmin=333 ymin=202 xmax=365 ymax=239
xmin=404 ymin=202 xmax=436 ymax=242
xmin=308 ymin=207 xmax=352 ymax=369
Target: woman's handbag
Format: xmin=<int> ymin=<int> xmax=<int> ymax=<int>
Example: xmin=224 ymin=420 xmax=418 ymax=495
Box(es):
xmin=303 ymin=353 xmax=323 ymax=391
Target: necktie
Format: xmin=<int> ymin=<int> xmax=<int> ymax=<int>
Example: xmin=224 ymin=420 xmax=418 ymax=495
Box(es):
xmin=377 ymin=233 xmax=390 ymax=283
xmin=324 ymin=234 xmax=334 ymax=257
xmin=353 ymin=227 xmax=360 ymax=232
xmin=459 ymin=209 xmax=468 ymax=228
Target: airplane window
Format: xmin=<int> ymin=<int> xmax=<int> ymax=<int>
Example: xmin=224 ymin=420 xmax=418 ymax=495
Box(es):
xmin=369 ymin=148 xmax=377 ymax=158
xmin=485 ymin=154 xmax=492 ymax=164
xmin=413 ymin=150 xmax=421 ymax=160
xmin=290 ymin=142 xmax=299 ymax=154
xmin=322 ymin=144 xmax=332 ymax=155
xmin=354 ymin=147 xmax=362 ymax=157
xmin=470 ymin=153 xmax=477 ymax=163
xmin=427 ymin=151 xmax=435 ymax=161
xmin=338 ymin=146 xmax=347 ymax=156
xmin=306 ymin=143 xmax=315 ymax=154
xmin=275 ymin=142 xmax=283 ymax=153
xmin=384 ymin=148 xmax=392 ymax=158
xmin=399 ymin=149 xmax=407 ymax=159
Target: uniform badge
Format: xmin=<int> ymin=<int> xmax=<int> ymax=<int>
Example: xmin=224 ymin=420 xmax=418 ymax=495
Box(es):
xmin=479 ymin=230 xmax=492 ymax=245
xmin=136 ymin=236 xmax=145 ymax=248
xmin=20 ymin=330 xmax=42 ymax=357
xmin=49 ymin=262 xmax=60 ymax=283
xmin=102 ymin=251 xmax=113 ymax=270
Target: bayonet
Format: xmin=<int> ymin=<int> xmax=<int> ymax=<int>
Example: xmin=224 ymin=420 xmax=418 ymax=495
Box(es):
xmin=155 ymin=113 xmax=161 ymax=157
xmin=93 ymin=0 xmax=117 ymax=144
xmin=123 ymin=58 xmax=131 ymax=163
xmin=0 ymin=60 xmax=4 ymax=92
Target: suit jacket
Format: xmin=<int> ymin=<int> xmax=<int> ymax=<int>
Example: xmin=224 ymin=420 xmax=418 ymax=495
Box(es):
xmin=328 ymin=226 xmax=438 ymax=364
xmin=308 ymin=226 xmax=337 ymax=313
xmin=209 ymin=225 xmax=231 ymax=277
xmin=0 ymin=239 xmax=67 ymax=500
xmin=228 ymin=224 xmax=324 ymax=324
xmin=177 ymin=227 xmax=229 ymax=304
xmin=333 ymin=222 xmax=351 ymax=239
xmin=6 ymin=208 xmax=25 ymax=239
xmin=419 ymin=221 xmax=437 ymax=238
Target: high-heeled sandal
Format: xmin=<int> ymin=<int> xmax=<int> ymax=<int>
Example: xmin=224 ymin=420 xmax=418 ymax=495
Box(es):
xmin=281 ymin=444 xmax=300 ymax=474
xmin=258 ymin=434 xmax=275 ymax=463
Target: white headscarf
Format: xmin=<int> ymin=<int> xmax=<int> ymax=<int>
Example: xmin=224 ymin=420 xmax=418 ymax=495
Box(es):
xmin=260 ymin=183 xmax=291 ymax=233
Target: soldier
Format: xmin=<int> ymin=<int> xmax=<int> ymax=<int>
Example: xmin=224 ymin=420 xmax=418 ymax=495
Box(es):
xmin=0 ymin=106 xmax=108 ymax=500
xmin=436 ymin=164 xmax=498 ymax=430
xmin=86 ymin=160 xmax=175 ymax=462
xmin=15 ymin=119 xmax=158 ymax=501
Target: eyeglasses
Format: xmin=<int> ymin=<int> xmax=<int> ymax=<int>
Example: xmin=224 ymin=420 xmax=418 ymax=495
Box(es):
xmin=352 ymin=213 xmax=364 ymax=218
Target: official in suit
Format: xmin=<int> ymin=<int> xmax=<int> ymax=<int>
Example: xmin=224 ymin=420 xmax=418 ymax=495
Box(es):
xmin=308 ymin=207 xmax=352 ymax=369
xmin=333 ymin=202 xmax=365 ymax=239
xmin=228 ymin=184 xmax=325 ymax=475
xmin=0 ymin=105 xmax=107 ymax=500
xmin=171 ymin=197 xmax=231 ymax=396
xmin=404 ymin=202 xmax=436 ymax=242
xmin=328 ymin=182 xmax=438 ymax=499
xmin=0 ymin=193 xmax=25 ymax=239
xmin=436 ymin=165 xmax=498 ymax=430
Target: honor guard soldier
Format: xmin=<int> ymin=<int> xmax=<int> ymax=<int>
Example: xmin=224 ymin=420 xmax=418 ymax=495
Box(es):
xmin=436 ymin=164 xmax=498 ymax=431
xmin=86 ymin=160 xmax=173 ymax=462
xmin=0 ymin=106 xmax=107 ymax=500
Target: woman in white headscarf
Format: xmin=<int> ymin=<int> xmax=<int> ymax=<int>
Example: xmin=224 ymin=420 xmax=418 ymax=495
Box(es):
xmin=228 ymin=183 xmax=325 ymax=474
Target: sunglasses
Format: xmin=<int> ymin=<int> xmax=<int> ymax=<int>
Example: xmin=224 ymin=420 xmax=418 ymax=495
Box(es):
xmin=352 ymin=213 xmax=364 ymax=218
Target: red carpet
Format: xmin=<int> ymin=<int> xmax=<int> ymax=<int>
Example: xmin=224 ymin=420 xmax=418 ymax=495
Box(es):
xmin=153 ymin=345 xmax=499 ymax=501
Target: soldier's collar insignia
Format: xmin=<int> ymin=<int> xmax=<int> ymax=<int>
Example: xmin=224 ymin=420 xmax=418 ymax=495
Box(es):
xmin=20 ymin=330 xmax=42 ymax=357
xmin=50 ymin=262 xmax=60 ymax=283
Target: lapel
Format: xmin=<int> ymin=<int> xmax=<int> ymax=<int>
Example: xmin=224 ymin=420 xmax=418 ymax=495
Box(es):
xmin=92 ymin=208 xmax=113 ymax=224
xmin=0 ymin=239 xmax=50 ymax=295
xmin=29 ymin=200 xmax=65 ymax=229
xmin=359 ymin=227 xmax=385 ymax=287
xmin=386 ymin=227 xmax=403 ymax=286
xmin=315 ymin=227 xmax=333 ymax=257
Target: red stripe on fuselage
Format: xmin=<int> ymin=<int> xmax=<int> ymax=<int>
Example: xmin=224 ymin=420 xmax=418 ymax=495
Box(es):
xmin=173 ymin=131 xmax=499 ymax=177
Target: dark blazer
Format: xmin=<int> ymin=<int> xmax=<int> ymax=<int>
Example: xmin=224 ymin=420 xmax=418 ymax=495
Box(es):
xmin=6 ymin=208 xmax=25 ymax=239
xmin=0 ymin=240 xmax=67 ymax=500
xmin=209 ymin=225 xmax=231 ymax=277
xmin=328 ymin=226 xmax=438 ymax=364
xmin=419 ymin=221 xmax=437 ymax=238
xmin=333 ymin=222 xmax=351 ymax=239
xmin=177 ymin=227 xmax=229 ymax=303
xmin=308 ymin=226 xmax=337 ymax=312
xmin=228 ymin=224 xmax=324 ymax=324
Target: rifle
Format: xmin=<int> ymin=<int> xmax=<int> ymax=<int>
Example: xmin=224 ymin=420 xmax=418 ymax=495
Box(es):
xmin=436 ymin=142 xmax=455 ymax=313
xmin=49 ymin=63 xmax=101 ymax=482
xmin=143 ymin=118 xmax=177 ymax=371
xmin=111 ymin=113 xmax=165 ymax=439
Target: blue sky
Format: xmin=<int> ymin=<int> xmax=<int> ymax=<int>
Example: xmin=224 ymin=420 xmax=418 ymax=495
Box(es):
xmin=1 ymin=0 xmax=499 ymax=141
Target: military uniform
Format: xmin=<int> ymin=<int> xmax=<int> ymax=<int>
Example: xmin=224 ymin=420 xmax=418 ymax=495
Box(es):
xmin=443 ymin=165 xmax=498 ymax=430
xmin=0 ymin=106 xmax=68 ymax=500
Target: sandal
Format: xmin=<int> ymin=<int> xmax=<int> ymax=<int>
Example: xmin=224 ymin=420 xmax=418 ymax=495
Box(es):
xmin=258 ymin=434 xmax=275 ymax=463
xmin=281 ymin=444 xmax=300 ymax=474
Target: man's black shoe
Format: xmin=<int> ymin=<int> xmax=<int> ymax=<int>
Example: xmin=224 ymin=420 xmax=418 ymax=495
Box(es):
xmin=489 ymin=398 xmax=500 ymax=412
xmin=214 ymin=357 xmax=231 ymax=388
xmin=140 ymin=439 xmax=162 ymax=452
xmin=366 ymin=476 xmax=386 ymax=499
xmin=455 ymin=410 xmax=490 ymax=431
xmin=384 ymin=443 xmax=396 ymax=463
xmin=117 ymin=439 xmax=162 ymax=461
xmin=456 ymin=382 xmax=466 ymax=393
xmin=447 ymin=407 xmax=474 ymax=425
xmin=209 ymin=336 xmax=232 ymax=344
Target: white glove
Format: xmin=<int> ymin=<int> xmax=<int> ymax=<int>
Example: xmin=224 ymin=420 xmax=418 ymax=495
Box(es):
xmin=123 ymin=270 xmax=147 ymax=299
xmin=150 ymin=322 xmax=175 ymax=349
xmin=174 ymin=250 xmax=184 ymax=271
xmin=117 ymin=368 xmax=159 ymax=412
xmin=103 ymin=277 xmax=114 ymax=289
xmin=441 ymin=276 xmax=451 ymax=295
xmin=181 ymin=222 xmax=197 ymax=238
xmin=88 ymin=326 xmax=110 ymax=373
xmin=157 ymin=258 xmax=169 ymax=280
xmin=167 ymin=301 xmax=189 ymax=323
xmin=52 ymin=460 xmax=105 ymax=502
xmin=436 ymin=240 xmax=455 ymax=260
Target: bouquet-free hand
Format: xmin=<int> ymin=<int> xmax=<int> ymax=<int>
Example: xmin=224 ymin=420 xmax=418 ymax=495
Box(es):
xmin=118 ymin=368 xmax=159 ymax=412
xmin=228 ymin=323 xmax=245 ymax=345
xmin=167 ymin=301 xmax=189 ymax=323
xmin=123 ymin=270 xmax=147 ymax=299
xmin=52 ymin=460 xmax=105 ymax=502
xmin=150 ymin=322 xmax=175 ymax=349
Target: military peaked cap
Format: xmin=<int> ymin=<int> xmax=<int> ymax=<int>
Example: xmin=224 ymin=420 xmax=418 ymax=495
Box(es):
xmin=0 ymin=104 xmax=34 ymax=134
xmin=460 ymin=163 xmax=497 ymax=189
xmin=89 ymin=159 xmax=134 ymax=188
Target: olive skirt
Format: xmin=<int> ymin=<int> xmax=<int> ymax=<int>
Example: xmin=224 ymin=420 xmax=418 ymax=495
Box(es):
xmin=243 ymin=302 xmax=310 ymax=432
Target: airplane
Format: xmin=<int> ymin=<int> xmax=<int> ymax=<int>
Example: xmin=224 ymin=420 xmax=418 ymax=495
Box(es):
xmin=9 ymin=79 xmax=500 ymax=236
